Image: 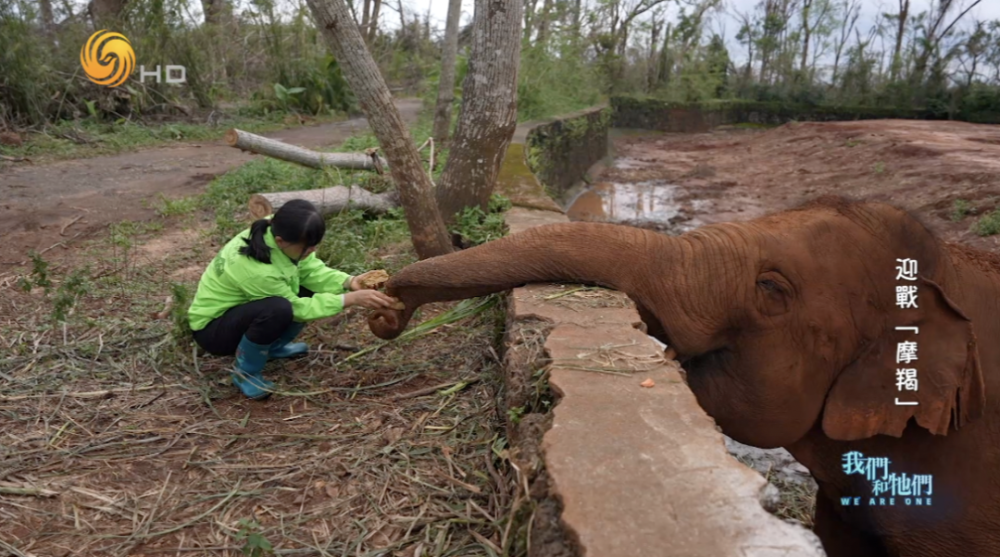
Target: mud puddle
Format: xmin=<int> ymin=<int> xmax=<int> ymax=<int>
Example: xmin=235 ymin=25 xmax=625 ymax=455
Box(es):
xmin=565 ymin=178 xmax=706 ymax=234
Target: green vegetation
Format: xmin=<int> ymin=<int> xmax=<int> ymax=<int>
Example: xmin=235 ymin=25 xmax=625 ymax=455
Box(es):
xmin=0 ymin=113 xmax=340 ymax=161
xmin=974 ymin=209 xmax=1000 ymax=237
xmin=951 ymin=199 xmax=973 ymax=222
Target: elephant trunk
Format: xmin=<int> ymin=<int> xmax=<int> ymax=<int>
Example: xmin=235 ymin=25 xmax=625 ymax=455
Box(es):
xmin=368 ymin=222 xmax=668 ymax=339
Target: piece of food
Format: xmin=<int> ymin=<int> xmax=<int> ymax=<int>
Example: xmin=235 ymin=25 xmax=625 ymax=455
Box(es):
xmin=389 ymin=300 xmax=405 ymax=310
xmin=357 ymin=269 xmax=390 ymax=289
xmin=640 ymin=378 xmax=656 ymax=388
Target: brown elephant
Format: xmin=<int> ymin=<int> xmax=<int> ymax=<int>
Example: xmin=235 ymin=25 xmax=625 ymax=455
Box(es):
xmin=368 ymin=196 xmax=1000 ymax=557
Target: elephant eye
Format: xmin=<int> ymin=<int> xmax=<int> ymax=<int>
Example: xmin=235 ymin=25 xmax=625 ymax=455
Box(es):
xmin=757 ymin=279 xmax=780 ymax=292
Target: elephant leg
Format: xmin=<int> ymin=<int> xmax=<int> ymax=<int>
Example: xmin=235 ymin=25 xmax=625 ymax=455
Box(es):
xmin=813 ymin=490 xmax=889 ymax=557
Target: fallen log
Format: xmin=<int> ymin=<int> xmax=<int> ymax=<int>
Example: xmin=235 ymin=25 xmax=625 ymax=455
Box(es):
xmin=249 ymin=185 xmax=399 ymax=219
xmin=225 ymin=128 xmax=389 ymax=172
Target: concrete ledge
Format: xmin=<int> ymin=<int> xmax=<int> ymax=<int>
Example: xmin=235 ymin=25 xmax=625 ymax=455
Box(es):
xmin=498 ymin=117 xmax=826 ymax=557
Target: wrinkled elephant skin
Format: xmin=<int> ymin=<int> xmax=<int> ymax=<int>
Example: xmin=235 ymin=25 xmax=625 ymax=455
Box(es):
xmin=367 ymin=196 xmax=1000 ymax=557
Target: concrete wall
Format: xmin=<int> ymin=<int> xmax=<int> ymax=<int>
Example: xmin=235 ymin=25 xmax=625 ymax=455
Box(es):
xmin=611 ymin=96 xmax=1000 ymax=132
xmin=494 ymin=111 xmax=827 ymax=557
xmin=520 ymin=106 xmax=610 ymax=200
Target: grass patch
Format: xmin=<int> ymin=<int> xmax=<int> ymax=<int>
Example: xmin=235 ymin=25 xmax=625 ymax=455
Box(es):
xmin=951 ymin=199 xmax=973 ymax=222
xmin=0 ymin=111 xmax=344 ymax=162
xmin=973 ymin=209 xmax=1000 ymax=236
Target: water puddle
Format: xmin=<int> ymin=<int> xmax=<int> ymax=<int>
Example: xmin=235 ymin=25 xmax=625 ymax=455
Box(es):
xmin=566 ymin=180 xmax=681 ymax=223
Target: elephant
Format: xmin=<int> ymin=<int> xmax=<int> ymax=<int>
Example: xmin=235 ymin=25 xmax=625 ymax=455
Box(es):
xmin=368 ymin=195 xmax=1000 ymax=557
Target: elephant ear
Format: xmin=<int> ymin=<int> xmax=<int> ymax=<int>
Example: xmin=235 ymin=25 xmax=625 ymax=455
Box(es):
xmin=822 ymin=276 xmax=985 ymax=441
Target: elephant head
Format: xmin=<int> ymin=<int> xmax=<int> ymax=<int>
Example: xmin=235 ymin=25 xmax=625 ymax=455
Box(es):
xmin=369 ymin=196 xmax=986 ymax=449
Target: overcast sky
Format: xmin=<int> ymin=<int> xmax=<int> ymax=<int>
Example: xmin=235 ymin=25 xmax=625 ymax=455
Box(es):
xmin=407 ymin=0 xmax=1000 ymax=66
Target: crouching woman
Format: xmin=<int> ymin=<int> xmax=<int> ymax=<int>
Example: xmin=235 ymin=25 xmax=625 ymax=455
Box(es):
xmin=187 ymin=199 xmax=398 ymax=400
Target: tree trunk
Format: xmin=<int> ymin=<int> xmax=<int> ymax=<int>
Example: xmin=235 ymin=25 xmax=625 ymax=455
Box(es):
xmin=890 ymin=0 xmax=909 ymax=81
xmin=535 ymin=0 xmax=553 ymax=45
xmin=226 ymin=128 xmax=390 ymax=171
xmin=432 ymin=0 xmax=463 ymax=144
xmin=305 ymin=0 xmax=454 ymax=259
xmin=368 ymin=0 xmax=381 ymax=41
xmin=800 ymin=0 xmax=812 ymax=75
xmin=87 ymin=0 xmax=128 ymax=26
xmin=39 ymin=0 xmax=55 ymax=31
xmin=435 ymin=0 xmax=523 ymax=225
xmin=249 ymin=186 xmax=398 ymax=219
xmin=647 ymin=18 xmax=662 ymax=92
xmin=361 ymin=0 xmax=371 ymax=39
xmin=201 ymin=0 xmax=229 ymax=24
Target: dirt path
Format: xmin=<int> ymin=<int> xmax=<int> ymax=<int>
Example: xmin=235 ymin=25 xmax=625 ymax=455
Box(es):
xmin=0 ymin=98 xmax=422 ymax=266
xmin=572 ymin=119 xmax=1000 ymax=254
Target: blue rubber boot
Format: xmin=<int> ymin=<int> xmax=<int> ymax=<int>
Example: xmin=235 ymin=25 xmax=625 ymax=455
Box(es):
xmin=268 ymin=322 xmax=308 ymax=359
xmin=233 ymin=336 xmax=275 ymax=400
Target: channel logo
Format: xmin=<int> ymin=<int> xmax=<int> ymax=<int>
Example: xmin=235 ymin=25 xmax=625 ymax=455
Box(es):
xmin=80 ymin=30 xmax=135 ymax=88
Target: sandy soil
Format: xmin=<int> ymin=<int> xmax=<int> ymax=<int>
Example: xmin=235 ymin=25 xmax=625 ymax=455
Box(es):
xmin=570 ymin=119 xmax=1000 ymax=254
xmin=0 ymin=99 xmax=422 ymax=266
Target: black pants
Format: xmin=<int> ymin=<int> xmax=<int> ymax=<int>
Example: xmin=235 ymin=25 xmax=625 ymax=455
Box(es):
xmin=193 ymin=287 xmax=314 ymax=356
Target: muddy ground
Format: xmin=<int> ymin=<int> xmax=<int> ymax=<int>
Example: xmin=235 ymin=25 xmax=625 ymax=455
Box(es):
xmin=570 ymin=119 xmax=1000 ymax=254
xmin=0 ymin=99 xmax=422 ymax=268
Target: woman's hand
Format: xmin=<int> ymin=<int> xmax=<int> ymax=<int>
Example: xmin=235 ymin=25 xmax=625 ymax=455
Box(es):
xmin=344 ymin=289 xmax=399 ymax=310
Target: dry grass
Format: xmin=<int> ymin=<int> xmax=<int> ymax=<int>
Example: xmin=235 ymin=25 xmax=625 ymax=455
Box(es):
xmin=0 ymin=222 xmax=524 ymax=557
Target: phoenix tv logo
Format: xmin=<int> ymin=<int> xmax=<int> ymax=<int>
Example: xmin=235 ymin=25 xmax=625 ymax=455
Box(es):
xmin=839 ymin=451 xmax=933 ymax=507
xmin=80 ymin=30 xmax=187 ymax=88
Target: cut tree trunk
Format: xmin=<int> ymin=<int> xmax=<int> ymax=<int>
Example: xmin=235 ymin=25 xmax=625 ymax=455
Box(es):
xmin=305 ymin=0 xmax=454 ymax=259
xmin=226 ymin=128 xmax=388 ymax=171
xmin=432 ymin=0 xmax=463 ymax=144
xmin=249 ymin=186 xmax=398 ymax=219
xmin=435 ymin=0 xmax=523 ymax=224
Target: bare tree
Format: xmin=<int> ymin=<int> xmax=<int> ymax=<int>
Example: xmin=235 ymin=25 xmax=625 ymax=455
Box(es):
xmin=911 ymin=0 xmax=984 ymax=85
xmin=435 ymin=0 xmax=524 ymax=224
xmin=535 ymin=0 xmax=554 ymax=45
xmin=304 ymin=0 xmax=454 ymax=259
xmin=800 ymin=0 xmax=832 ymax=76
xmin=432 ymin=0 xmax=463 ymax=144
xmin=889 ymin=0 xmax=910 ymax=80
xmin=832 ymin=0 xmax=861 ymax=82
xmin=368 ymin=0 xmax=381 ymax=41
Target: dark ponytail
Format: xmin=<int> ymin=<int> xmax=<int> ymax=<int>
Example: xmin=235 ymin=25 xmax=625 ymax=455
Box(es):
xmin=239 ymin=199 xmax=326 ymax=264
xmin=240 ymin=218 xmax=274 ymax=263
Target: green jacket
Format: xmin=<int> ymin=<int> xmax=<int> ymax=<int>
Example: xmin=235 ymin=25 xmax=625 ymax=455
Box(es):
xmin=188 ymin=223 xmax=352 ymax=332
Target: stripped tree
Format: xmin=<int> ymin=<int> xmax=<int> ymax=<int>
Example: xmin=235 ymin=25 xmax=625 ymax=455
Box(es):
xmin=304 ymin=0 xmax=454 ymax=259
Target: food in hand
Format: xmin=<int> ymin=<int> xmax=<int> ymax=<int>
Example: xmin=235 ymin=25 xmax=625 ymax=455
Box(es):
xmin=358 ymin=270 xmax=390 ymax=290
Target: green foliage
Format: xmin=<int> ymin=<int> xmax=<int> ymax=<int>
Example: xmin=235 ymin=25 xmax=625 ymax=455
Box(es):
xmin=52 ymin=267 xmax=91 ymax=322
xmin=233 ymin=519 xmax=273 ymax=557
xmin=450 ymin=194 xmax=512 ymax=247
xmin=517 ymin=40 xmax=604 ymax=122
xmin=973 ymin=210 xmax=1000 ymax=237
xmin=20 ymin=252 xmax=53 ymax=293
xmin=170 ymin=282 xmax=194 ymax=347
xmin=951 ymin=199 xmax=973 ymax=222
xmin=314 ymin=208 xmax=413 ymax=276
xmin=156 ymin=194 xmax=200 ymax=217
